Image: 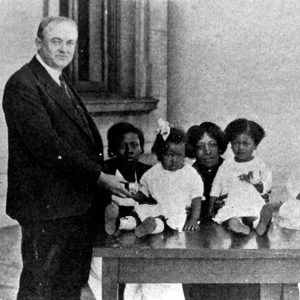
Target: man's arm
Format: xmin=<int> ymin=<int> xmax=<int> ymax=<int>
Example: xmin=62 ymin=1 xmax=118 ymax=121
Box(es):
xmin=3 ymin=77 xmax=130 ymax=198
xmin=98 ymin=173 xmax=131 ymax=197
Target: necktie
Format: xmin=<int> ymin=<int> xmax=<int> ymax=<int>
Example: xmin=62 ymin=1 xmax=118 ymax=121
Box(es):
xmin=59 ymin=75 xmax=93 ymax=137
xmin=59 ymin=75 xmax=71 ymax=98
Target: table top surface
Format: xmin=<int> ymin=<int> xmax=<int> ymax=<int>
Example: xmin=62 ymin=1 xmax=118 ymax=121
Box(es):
xmin=93 ymin=215 xmax=300 ymax=259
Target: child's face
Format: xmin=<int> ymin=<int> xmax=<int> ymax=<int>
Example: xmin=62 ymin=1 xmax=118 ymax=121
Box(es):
xmin=116 ymin=132 xmax=142 ymax=163
xmin=161 ymin=142 xmax=185 ymax=171
xmin=231 ymin=133 xmax=256 ymax=162
xmin=195 ymin=132 xmax=219 ymax=168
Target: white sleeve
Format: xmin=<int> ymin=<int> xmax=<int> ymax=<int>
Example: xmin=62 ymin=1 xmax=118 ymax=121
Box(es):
xmin=189 ymin=167 xmax=205 ymax=200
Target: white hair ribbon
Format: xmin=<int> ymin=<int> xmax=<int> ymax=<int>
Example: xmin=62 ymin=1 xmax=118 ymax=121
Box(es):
xmin=156 ymin=118 xmax=170 ymax=141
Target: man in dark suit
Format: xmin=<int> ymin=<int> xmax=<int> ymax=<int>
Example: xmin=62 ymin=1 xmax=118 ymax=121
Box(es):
xmin=2 ymin=16 xmax=131 ymax=300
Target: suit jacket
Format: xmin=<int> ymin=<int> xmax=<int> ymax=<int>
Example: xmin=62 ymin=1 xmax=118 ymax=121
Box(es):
xmin=2 ymin=57 xmax=104 ymax=224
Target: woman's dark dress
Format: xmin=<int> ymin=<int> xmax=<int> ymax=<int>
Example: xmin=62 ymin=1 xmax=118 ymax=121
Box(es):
xmin=193 ymin=157 xmax=224 ymax=223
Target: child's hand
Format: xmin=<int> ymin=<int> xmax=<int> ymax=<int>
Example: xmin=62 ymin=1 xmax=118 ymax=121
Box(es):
xmin=184 ymin=219 xmax=200 ymax=231
xmin=239 ymin=171 xmax=261 ymax=184
xmin=238 ymin=173 xmax=251 ymax=183
xmin=132 ymin=191 xmax=158 ymax=205
xmin=139 ymin=196 xmax=158 ymax=205
xmin=214 ymin=194 xmax=227 ymax=209
xmin=249 ymin=171 xmax=261 ymax=184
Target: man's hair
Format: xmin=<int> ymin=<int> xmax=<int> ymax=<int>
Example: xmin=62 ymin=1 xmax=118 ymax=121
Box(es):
xmin=37 ymin=16 xmax=77 ymax=40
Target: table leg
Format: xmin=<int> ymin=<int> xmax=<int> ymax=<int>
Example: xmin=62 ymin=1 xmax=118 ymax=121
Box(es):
xmin=282 ymin=284 xmax=300 ymax=300
xmin=102 ymin=258 xmax=119 ymax=300
xmin=260 ymin=284 xmax=282 ymax=300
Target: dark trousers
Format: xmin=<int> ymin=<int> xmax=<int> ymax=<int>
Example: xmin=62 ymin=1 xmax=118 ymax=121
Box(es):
xmin=17 ymin=213 xmax=95 ymax=300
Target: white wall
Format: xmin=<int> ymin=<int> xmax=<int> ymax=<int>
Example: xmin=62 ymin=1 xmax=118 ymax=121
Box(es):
xmin=168 ymin=0 xmax=300 ymax=194
xmin=0 ymin=0 xmax=43 ymax=156
xmin=0 ymin=0 xmax=43 ymax=227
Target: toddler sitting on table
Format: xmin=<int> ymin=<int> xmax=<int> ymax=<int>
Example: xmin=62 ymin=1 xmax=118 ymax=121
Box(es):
xmin=123 ymin=119 xmax=205 ymax=300
xmin=210 ymin=118 xmax=273 ymax=236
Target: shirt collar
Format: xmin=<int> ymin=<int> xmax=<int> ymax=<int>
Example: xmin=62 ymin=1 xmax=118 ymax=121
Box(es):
xmin=36 ymin=54 xmax=61 ymax=86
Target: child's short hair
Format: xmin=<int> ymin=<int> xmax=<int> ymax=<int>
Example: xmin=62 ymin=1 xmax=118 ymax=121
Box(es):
xmin=107 ymin=122 xmax=145 ymax=157
xmin=185 ymin=122 xmax=227 ymax=158
xmin=224 ymin=118 xmax=265 ymax=146
xmin=151 ymin=127 xmax=186 ymax=161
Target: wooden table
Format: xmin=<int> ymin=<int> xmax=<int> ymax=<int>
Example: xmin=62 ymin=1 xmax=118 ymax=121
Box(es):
xmin=93 ymin=217 xmax=300 ymax=300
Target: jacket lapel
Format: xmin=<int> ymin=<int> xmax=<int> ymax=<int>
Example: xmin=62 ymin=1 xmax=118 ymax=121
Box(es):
xmin=28 ymin=57 xmax=95 ymax=142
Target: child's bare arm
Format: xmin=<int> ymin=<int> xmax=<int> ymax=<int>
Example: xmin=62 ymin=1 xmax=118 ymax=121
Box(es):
xmin=184 ymin=197 xmax=202 ymax=230
xmin=132 ymin=191 xmax=158 ymax=205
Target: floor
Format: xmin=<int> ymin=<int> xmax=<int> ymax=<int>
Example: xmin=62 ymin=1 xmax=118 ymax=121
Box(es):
xmin=0 ymin=225 xmax=96 ymax=300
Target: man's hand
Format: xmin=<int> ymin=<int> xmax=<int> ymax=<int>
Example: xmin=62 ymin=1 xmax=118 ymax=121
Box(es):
xmin=97 ymin=172 xmax=132 ymax=197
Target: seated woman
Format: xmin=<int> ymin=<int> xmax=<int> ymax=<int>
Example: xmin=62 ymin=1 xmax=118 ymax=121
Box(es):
xmin=88 ymin=122 xmax=151 ymax=300
xmin=186 ymin=122 xmax=227 ymax=223
xmin=184 ymin=121 xmax=260 ymax=300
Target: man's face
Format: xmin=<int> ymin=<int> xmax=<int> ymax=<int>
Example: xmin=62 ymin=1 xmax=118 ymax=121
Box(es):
xmin=36 ymin=21 xmax=78 ymax=71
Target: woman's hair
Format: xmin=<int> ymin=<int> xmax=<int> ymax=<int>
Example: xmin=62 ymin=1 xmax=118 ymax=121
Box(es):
xmin=185 ymin=122 xmax=227 ymax=158
xmin=224 ymin=118 xmax=265 ymax=146
xmin=151 ymin=127 xmax=186 ymax=161
xmin=107 ymin=122 xmax=145 ymax=157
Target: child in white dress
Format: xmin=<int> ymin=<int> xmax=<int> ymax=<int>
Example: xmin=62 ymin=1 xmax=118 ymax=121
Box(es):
xmin=210 ymin=118 xmax=273 ymax=236
xmin=124 ymin=119 xmax=205 ymax=300
xmin=278 ymin=166 xmax=300 ymax=230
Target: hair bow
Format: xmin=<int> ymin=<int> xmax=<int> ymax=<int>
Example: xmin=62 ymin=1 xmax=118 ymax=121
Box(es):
xmin=156 ymin=118 xmax=170 ymax=141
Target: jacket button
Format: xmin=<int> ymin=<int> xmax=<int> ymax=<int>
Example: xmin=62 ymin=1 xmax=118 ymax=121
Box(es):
xmin=57 ymin=155 xmax=62 ymax=160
